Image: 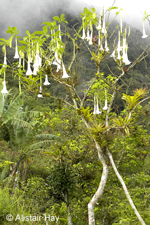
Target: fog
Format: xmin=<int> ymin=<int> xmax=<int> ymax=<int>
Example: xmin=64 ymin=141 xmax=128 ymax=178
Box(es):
xmin=0 ymin=0 xmax=149 ymax=37
xmin=0 ymin=0 xmax=81 ymax=36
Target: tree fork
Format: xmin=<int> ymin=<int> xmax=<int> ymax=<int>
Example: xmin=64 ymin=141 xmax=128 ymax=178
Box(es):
xmin=81 ymin=116 xmax=109 ymax=225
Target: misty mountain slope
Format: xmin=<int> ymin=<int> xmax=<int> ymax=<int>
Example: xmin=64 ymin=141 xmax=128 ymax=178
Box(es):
xmin=0 ymin=8 xmax=149 ymax=113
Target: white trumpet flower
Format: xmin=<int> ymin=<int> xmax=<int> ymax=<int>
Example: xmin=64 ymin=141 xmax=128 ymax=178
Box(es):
xmin=93 ymin=96 xmax=97 ymax=114
xmin=62 ymin=64 xmax=69 ymax=78
xmin=53 ymin=51 xmax=62 ymax=72
xmin=93 ymin=96 xmax=101 ymax=115
xmin=33 ymin=65 xmax=38 ymax=75
xmin=98 ymin=31 xmax=101 ymax=46
xmin=81 ymin=27 xmax=86 ymax=39
xmin=110 ymin=50 xmax=115 ymax=58
xmin=96 ymin=18 xmax=102 ymax=30
xmin=1 ymin=80 xmax=8 ymax=94
xmin=122 ymin=38 xmax=131 ymax=65
xmin=43 ymin=75 xmax=50 ymax=85
xmin=142 ymin=21 xmax=148 ymax=38
xmin=105 ymin=35 xmax=109 ymax=52
xmin=117 ymin=31 xmax=122 ymax=52
xmin=53 ymin=52 xmax=58 ymax=65
xmin=38 ymin=56 xmax=42 ymax=67
xmin=38 ymin=86 xmax=43 ymax=98
xmin=100 ymin=44 xmax=104 ymax=51
xmin=3 ymin=56 xmax=7 ymax=67
xmin=26 ymin=60 xmax=33 ymax=75
xmin=117 ymin=31 xmax=121 ymax=60
xmin=103 ymin=90 xmax=108 ymax=110
xmin=103 ymin=98 xmax=108 ymax=110
xmin=14 ymin=45 xmax=19 ymax=59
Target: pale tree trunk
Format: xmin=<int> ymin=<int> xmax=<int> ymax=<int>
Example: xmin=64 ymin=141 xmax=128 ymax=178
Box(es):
xmin=67 ymin=206 xmax=73 ymax=225
xmin=88 ymin=140 xmax=109 ymax=225
xmin=81 ymin=117 xmax=109 ymax=225
xmin=65 ymin=192 xmax=73 ymax=225
xmin=106 ymin=149 xmax=146 ymax=225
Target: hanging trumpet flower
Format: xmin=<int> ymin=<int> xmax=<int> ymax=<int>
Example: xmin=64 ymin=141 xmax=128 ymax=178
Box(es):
xmin=110 ymin=50 xmax=115 ymax=58
xmin=62 ymin=63 xmax=69 ymax=78
xmin=38 ymin=85 xmax=43 ymax=98
xmin=1 ymin=71 xmax=8 ymax=94
xmin=122 ymin=37 xmax=131 ymax=65
xmin=1 ymin=80 xmax=8 ymax=94
xmin=103 ymin=90 xmax=108 ymax=110
xmin=96 ymin=16 xmax=102 ymax=30
xmin=3 ymin=56 xmax=7 ymax=67
xmin=14 ymin=38 xmax=19 ymax=59
xmin=58 ymin=24 xmax=62 ymax=40
xmin=26 ymin=60 xmax=33 ymax=76
xmin=37 ymin=89 xmax=43 ymax=98
xmin=142 ymin=20 xmax=148 ymax=38
xmin=53 ymin=51 xmax=61 ymax=72
xmin=93 ymin=95 xmax=101 ymax=115
xmin=96 ymin=98 xmax=101 ymax=114
xmin=43 ymin=75 xmax=50 ymax=85
xmin=81 ymin=18 xmax=86 ymax=39
xmin=104 ymin=32 xmax=109 ymax=52
xmin=33 ymin=54 xmax=39 ymax=75
xmin=38 ymin=55 xmax=42 ymax=67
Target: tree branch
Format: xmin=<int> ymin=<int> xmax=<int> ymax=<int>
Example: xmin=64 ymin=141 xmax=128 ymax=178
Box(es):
xmin=106 ymin=148 xmax=146 ymax=225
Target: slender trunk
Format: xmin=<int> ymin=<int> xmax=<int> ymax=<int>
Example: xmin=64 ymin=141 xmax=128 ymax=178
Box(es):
xmin=88 ymin=140 xmax=108 ymax=225
xmin=81 ymin=117 xmax=109 ymax=225
xmin=67 ymin=206 xmax=73 ymax=225
xmin=106 ymin=149 xmax=146 ymax=225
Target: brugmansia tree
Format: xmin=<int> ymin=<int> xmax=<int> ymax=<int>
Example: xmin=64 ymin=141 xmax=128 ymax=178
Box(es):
xmin=0 ymin=2 xmax=150 ymax=225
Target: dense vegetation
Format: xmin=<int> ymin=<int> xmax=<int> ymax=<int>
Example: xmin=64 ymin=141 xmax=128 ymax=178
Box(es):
xmin=0 ymin=4 xmax=150 ymax=225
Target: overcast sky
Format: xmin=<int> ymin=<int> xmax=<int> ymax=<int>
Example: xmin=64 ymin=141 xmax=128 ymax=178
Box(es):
xmin=79 ymin=0 xmax=150 ymax=29
xmin=0 ymin=0 xmax=149 ymax=36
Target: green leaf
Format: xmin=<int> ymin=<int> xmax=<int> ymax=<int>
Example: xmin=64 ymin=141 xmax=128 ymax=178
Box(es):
xmin=43 ymin=22 xmax=52 ymax=26
xmin=53 ymin=16 xmax=60 ymax=22
xmin=61 ymin=14 xmax=65 ymax=21
xmin=26 ymin=30 xmax=30 ymax=37
xmin=109 ymin=6 xmax=118 ymax=11
xmin=8 ymin=35 xmax=14 ymax=48
xmin=43 ymin=26 xmax=48 ymax=34
xmin=19 ymin=40 xmax=28 ymax=45
xmin=33 ymin=31 xmax=44 ymax=35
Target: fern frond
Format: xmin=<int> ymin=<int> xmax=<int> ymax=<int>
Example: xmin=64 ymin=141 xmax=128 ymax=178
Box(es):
xmin=27 ymin=140 xmax=54 ymax=151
